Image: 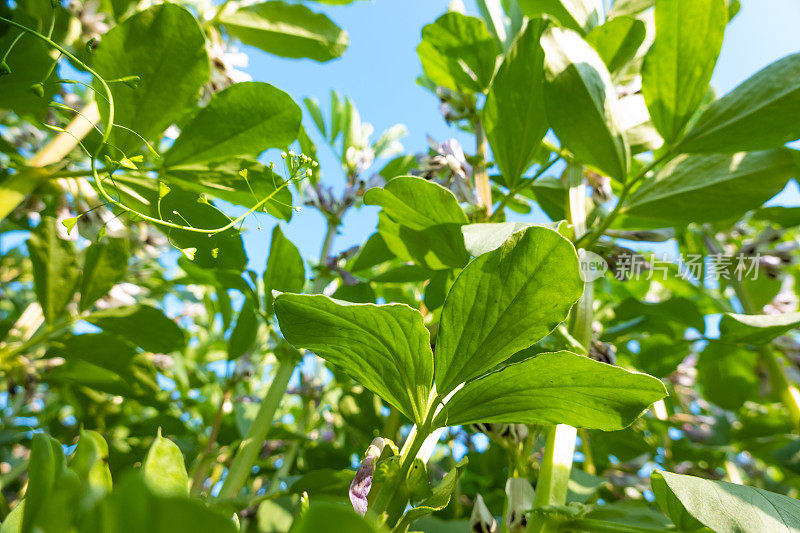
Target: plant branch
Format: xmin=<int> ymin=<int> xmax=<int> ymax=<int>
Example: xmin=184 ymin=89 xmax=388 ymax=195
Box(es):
xmin=218 ymin=360 xmax=294 ymax=498
xmin=473 ymin=115 xmax=493 ymax=217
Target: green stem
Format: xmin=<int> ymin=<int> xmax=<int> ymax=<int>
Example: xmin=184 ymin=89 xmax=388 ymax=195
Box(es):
xmin=269 ymin=399 xmax=312 ymax=492
xmin=369 ymin=422 xmax=431 ymax=526
xmin=575 ymin=149 xmax=674 ymax=250
xmin=491 ymin=156 xmax=561 ymax=220
xmin=218 ymin=361 xmax=294 ymax=499
xmin=473 ymin=116 xmax=493 ymax=217
xmin=312 ymin=218 xmax=338 ymax=292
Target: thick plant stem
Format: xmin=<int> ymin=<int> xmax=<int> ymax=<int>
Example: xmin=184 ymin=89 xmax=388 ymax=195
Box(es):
xmin=218 ymin=215 xmax=342 ymax=499
xmin=532 ymin=166 xmax=589 ymax=519
xmin=474 ymin=117 xmax=493 ymax=217
xmin=533 ymin=424 xmax=578 ymax=508
xmin=218 ymin=361 xmax=294 ymax=498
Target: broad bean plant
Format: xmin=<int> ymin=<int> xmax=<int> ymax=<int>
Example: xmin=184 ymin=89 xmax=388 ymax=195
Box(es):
xmin=1 ymin=0 xmax=800 ymax=532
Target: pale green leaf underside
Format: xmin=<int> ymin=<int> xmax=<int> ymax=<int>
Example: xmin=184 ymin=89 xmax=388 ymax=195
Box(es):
xmin=622 ymin=149 xmax=796 ymax=225
xmin=720 ymin=312 xmax=800 ymax=344
xmin=652 ymin=470 xmax=800 ymax=533
xmin=434 ymin=351 xmax=667 ymax=430
xmin=542 ymin=27 xmax=630 ymax=180
xmin=274 ymin=293 xmax=433 ymax=424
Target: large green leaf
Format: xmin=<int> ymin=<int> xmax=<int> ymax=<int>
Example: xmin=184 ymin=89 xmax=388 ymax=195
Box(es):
xmin=586 ymin=15 xmax=646 ymax=75
xmin=719 ymin=312 xmax=800 ymax=344
xmin=434 ymin=226 xmax=584 ymax=396
xmin=86 ymin=304 xmax=186 ymax=353
xmin=0 ymin=14 xmax=59 ymax=118
xmin=641 ymin=0 xmax=726 ymax=143
xmin=518 ymin=0 xmax=602 ymax=35
xmin=696 ymin=341 xmax=757 ymax=410
xmin=365 ymin=177 xmax=469 ymax=271
xmin=79 ymin=238 xmax=130 ymax=311
xmin=264 ymin=225 xmax=305 ymax=313
xmin=164 ymin=82 xmax=301 ymax=167
xmin=679 ymin=53 xmax=800 ymax=153
xmin=142 ymin=432 xmax=189 ymax=497
xmin=364 ymin=176 xmax=468 ymax=230
xmin=26 ymin=217 xmax=81 ymax=324
xmin=461 ymin=222 xmax=563 ymax=256
xmin=652 ymin=470 xmax=800 ymax=532
xmin=274 ymin=293 xmax=433 ymax=424
xmin=434 ymin=351 xmax=667 ymax=430
xmin=228 ymin=300 xmax=258 ymax=359
xmin=483 ymin=20 xmax=548 ymax=188
xmin=622 ymin=149 xmax=796 ymax=225
xmin=219 ymin=1 xmax=347 ymax=62
xmin=417 ymin=12 xmax=498 ymax=93
xmin=91 ymin=4 xmax=209 ymax=153
xmin=542 ymin=27 xmax=630 ymax=180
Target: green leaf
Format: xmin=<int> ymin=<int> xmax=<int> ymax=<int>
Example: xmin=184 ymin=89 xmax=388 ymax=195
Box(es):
xmin=434 ymin=351 xmax=667 ymax=430
xmin=752 ymin=206 xmax=800 ymax=228
xmin=69 ymin=430 xmax=113 ymax=495
xmin=652 ymin=470 xmax=800 ymax=532
xmin=86 ymin=304 xmax=186 ymax=353
xmin=417 ymin=12 xmax=498 ymax=93
xmin=21 ymin=434 xmax=61 ymax=533
xmin=228 ymin=300 xmax=259 ymax=359
xmin=719 ymin=312 xmax=800 ymax=344
xmin=164 ymin=82 xmax=301 ymax=167
xmin=696 ymin=341 xmax=757 ymax=410
xmin=274 ymin=293 xmax=433 ymax=425
xmin=641 ymin=0 xmax=726 ymax=143
xmin=609 ymin=0 xmax=655 ymax=17
xmin=585 ymin=16 xmax=646 ymax=75
xmin=264 ymin=225 xmax=305 ymax=313
xmin=542 ymin=27 xmax=630 ymax=180
xmin=91 ymin=3 xmax=209 ymax=153
xmin=483 ymin=20 xmax=548 ymax=189
xmin=518 ymin=0 xmax=602 ymax=34
xmin=0 ymin=15 xmax=59 ymax=118
xmin=394 ymin=458 xmax=469 ymax=533
xmin=461 ymin=222 xmax=563 ymax=257
xmin=219 ymin=1 xmax=348 ymax=62
xmin=26 ymin=217 xmax=81 ymax=323
xmin=289 ymin=502 xmax=384 ymax=533
xmin=621 ymin=149 xmax=796 ymax=225
xmin=365 ymin=177 xmax=469 ymax=271
xmin=434 ymin=226 xmax=584 ymax=396
xmin=80 ymin=237 xmax=130 ymax=311
xmin=364 ymin=176 xmax=468 ymax=230
xmin=165 ymin=160 xmax=294 ymax=222
xmin=46 ymin=332 xmax=138 ymax=373
xmin=142 ymin=431 xmax=188 ymax=497
xmin=679 ymin=53 xmax=800 ymax=153
xmin=83 ymin=475 xmax=237 ymax=533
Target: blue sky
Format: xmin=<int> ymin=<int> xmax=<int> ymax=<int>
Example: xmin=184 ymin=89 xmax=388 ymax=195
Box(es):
xmin=238 ymin=0 xmax=800 ymax=271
